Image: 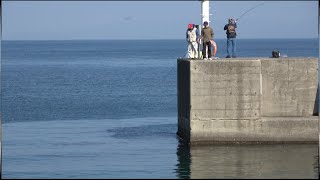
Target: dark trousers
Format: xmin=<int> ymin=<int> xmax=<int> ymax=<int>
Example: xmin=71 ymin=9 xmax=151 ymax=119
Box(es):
xmin=202 ymin=41 xmax=212 ymax=58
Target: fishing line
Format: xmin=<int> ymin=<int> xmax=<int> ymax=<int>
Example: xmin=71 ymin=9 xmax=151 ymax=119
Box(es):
xmin=236 ymin=1 xmax=265 ymax=22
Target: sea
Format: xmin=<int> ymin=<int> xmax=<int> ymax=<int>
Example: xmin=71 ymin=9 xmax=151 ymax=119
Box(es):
xmin=1 ymin=39 xmax=319 ymax=178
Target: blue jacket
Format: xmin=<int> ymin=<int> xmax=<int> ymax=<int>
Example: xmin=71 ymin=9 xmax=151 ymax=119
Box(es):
xmin=196 ymin=28 xmax=200 ymax=38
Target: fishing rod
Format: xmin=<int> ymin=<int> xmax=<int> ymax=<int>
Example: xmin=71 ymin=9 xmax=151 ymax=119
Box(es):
xmin=236 ymin=1 xmax=265 ymax=22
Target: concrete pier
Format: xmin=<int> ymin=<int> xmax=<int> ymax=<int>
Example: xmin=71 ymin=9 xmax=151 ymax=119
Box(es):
xmin=177 ymin=58 xmax=319 ymax=144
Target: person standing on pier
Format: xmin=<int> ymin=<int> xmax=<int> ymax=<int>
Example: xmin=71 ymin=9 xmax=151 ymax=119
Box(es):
xmin=186 ymin=23 xmax=199 ymax=59
xmin=201 ymin=21 xmax=214 ymax=60
xmin=224 ymin=18 xmax=238 ymax=58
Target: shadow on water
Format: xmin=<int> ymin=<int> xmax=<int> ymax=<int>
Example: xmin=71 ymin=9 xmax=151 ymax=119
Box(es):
xmin=175 ymin=143 xmax=318 ymax=179
xmin=107 ymin=123 xmax=176 ymax=139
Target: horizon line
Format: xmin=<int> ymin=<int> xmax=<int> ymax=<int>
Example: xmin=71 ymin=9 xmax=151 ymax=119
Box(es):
xmin=2 ymin=37 xmax=318 ymax=41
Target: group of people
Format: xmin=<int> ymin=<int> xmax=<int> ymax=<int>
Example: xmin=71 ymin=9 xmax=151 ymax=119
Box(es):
xmin=186 ymin=17 xmax=237 ymax=59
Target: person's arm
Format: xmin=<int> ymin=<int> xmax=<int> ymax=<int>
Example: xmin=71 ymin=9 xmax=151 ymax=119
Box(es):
xmin=224 ymin=24 xmax=228 ymax=30
xmin=196 ymin=29 xmax=199 ymax=37
xmin=196 ymin=29 xmax=200 ymax=40
xmin=211 ymin=28 xmax=214 ymax=39
xmin=186 ymin=30 xmax=188 ymax=41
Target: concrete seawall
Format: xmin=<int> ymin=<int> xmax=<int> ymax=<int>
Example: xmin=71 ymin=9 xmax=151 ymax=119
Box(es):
xmin=177 ymin=58 xmax=318 ymax=144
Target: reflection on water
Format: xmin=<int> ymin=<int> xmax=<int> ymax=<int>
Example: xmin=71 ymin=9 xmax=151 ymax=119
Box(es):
xmin=175 ymin=141 xmax=191 ymax=179
xmin=176 ymin=143 xmax=318 ymax=179
xmin=2 ymin=118 xmax=319 ymax=178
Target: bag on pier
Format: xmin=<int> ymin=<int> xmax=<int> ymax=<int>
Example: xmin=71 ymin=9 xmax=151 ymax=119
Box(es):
xmin=272 ymin=50 xmax=280 ymax=58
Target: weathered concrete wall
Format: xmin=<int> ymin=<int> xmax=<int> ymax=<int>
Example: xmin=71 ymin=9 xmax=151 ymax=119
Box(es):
xmin=190 ymin=59 xmax=261 ymax=120
xmin=190 ymin=117 xmax=318 ymax=143
xmin=261 ymin=58 xmax=318 ymax=116
xmin=177 ymin=58 xmax=318 ymax=144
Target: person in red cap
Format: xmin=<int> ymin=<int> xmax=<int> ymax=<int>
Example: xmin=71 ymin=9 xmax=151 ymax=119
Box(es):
xmin=186 ymin=23 xmax=199 ymax=59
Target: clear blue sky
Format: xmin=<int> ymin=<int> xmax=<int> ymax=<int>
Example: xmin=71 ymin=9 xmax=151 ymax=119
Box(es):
xmin=2 ymin=1 xmax=318 ymax=40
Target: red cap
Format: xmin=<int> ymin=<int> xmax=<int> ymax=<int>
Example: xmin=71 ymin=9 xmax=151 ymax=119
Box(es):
xmin=188 ymin=24 xmax=193 ymax=29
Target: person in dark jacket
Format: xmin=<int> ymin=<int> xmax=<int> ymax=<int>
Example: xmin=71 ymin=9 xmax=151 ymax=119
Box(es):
xmin=201 ymin=21 xmax=214 ymax=60
xmin=224 ymin=18 xmax=237 ymax=58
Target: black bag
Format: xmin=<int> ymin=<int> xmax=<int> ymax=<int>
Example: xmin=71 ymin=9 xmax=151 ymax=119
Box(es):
xmin=272 ymin=51 xmax=280 ymax=58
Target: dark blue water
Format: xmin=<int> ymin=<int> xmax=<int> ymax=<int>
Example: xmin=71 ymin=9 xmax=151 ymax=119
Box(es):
xmin=2 ymin=39 xmax=318 ymax=123
xmin=2 ymin=39 xmax=319 ymax=178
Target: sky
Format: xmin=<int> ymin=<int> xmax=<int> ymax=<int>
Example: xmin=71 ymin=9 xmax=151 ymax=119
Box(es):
xmin=2 ymin=1 xmax=319 ymax=40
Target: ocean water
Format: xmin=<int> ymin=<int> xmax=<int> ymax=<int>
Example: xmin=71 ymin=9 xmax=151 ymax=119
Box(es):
xmin=1 ymin=39 xmax=319 ymax=178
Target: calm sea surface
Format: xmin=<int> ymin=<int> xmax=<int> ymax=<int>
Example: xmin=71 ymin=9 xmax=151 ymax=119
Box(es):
xmin=2 ymin=39 xmax=319 ymax=178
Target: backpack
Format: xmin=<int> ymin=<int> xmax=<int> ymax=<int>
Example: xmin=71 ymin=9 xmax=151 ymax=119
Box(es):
xmin=227 ymin=24 xmax=236 ymax=33
xmin=272 ymin=50 xmax=281 ymax=58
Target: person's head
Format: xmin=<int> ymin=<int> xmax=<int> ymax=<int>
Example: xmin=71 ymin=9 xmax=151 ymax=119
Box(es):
xmin=188 ymin=23 xmax=193 ymax=30
xmin=203 ymin=21 xmax=208 ymax=27
xmin=228 ymin=17 xmax=235 ymax=24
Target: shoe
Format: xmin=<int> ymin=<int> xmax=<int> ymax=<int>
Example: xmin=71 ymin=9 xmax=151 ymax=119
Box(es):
xmin=203 ymin=58 xmax=208 ymax=60
xmin=226 ymin=56 xmax=231 ymax=58
xmin=232 ymin=56 xmax=237 ymax=58
xmin=209 ymin=58 xmax=212 ymax=60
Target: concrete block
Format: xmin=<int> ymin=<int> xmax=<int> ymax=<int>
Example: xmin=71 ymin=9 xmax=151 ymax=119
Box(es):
xmin=191 ymin=73 xmax=260 ymax=82
xmin=190 ymin=117 xmax=318 ymax=143
xmin=225 ymin=101 xmax=260 ymax=110
xmin=191 ymin=61 xmax=261 ymax=74
xmin=191 ymin=95 xmax=226 ymax=110
xmin=177 ymin=58 xmax=318 ymax=143
xmin=191 ymin=109 xmax=226 ymax=120
xmin=191 ymin=88 xmax=226 ymax=96
xmin=226 ymin=87 xmax=260 ymax=96
xmin=261 ymin=59 xmax=289 ymax=76
xmin=191 ymin=109 xmax=260 ymax=120
xmin=225 ymin=95 xmax=260 ymax=104
xmin=191 ymin=80 xmax=228 ymax=89
xmin=225 ymin=109 xmax=260 ymax=119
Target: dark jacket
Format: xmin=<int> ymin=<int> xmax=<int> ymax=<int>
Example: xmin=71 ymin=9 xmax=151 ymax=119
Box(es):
xmin=201 ymin=26 xmax=214 ymax=43
xmin=224 ymin=23 xmax=237 ymax=38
